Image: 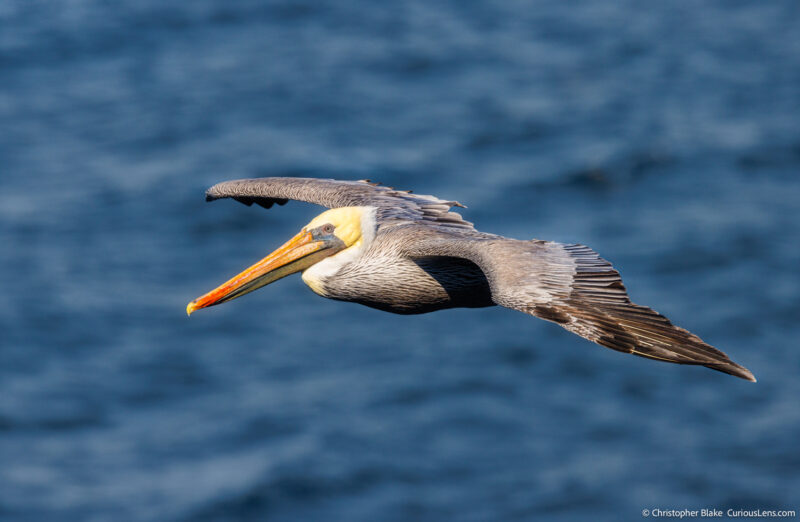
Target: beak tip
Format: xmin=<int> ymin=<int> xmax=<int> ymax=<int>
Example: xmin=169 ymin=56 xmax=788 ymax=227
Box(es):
xmin=185 ymin=229 xmax=322 ymax=318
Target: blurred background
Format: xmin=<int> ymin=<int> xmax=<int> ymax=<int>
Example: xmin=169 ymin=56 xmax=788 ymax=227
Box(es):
xmin=1 ymin=1 xmax=799 ymax=521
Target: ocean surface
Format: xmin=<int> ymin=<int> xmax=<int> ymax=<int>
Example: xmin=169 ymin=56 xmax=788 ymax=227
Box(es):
xmin=1 ymin=1 xmax=799 ymax=521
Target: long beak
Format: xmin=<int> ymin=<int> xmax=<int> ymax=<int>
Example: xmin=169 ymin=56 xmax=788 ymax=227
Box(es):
xmin=187 ymin=229 xmax=342 ymax=315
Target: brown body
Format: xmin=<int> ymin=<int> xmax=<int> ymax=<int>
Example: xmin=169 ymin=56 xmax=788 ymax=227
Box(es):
xmin=320 ymin=253 xmax=493 ymax=314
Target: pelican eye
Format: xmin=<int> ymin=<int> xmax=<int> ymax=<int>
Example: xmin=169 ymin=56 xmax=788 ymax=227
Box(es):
xmin=321 ymin=223 xmax=335 ymax=235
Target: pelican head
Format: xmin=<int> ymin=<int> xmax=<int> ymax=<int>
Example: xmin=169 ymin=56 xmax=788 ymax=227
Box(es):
xmin=187 ymin=206 xmax=374 ymax=315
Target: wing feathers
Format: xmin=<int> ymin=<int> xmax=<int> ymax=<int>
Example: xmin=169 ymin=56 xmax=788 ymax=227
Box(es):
xmin=404 ymin=233 xmax=754 ymax=381
xmin=205 ymin=177 xmax=474 ymax=230
xmin=534 ymin=244 xmax=755 ymax=381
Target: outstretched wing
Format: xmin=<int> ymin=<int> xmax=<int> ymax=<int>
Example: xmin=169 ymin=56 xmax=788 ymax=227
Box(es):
xmin=205 ymin=177 xmax=474 ymax=230
xmin=404 ymin=233 xmax=755 ymax=381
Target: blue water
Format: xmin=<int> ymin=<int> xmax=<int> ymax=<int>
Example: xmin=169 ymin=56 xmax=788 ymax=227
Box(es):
xmin=2 ymin=1 xmax=799 ymax=520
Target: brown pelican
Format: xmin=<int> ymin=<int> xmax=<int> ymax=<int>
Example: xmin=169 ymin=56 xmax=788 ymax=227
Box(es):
xmin=187 ymin=177 xmax=755 ymax=382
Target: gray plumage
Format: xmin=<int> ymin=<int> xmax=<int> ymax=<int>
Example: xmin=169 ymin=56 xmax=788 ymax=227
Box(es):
xmin=205 ymin=177 xmax=755 ymax=381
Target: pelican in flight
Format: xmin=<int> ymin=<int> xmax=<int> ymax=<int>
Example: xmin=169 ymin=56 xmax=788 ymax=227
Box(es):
xmin=187 ymin=177 xmax=754 ymax=381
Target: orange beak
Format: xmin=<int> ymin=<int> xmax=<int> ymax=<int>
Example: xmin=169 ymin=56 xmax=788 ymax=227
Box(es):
xmin=187 ymin=229 xmax=343 ymax=315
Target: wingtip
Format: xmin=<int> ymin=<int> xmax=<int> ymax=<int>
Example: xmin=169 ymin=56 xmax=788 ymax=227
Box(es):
xmin=204 ymin=184 xmax=223 ymax=202
xmin=711 ymin=362 xmax=757 ymax=382
xmin=732 ymin=363 xmax=757 ymax=383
